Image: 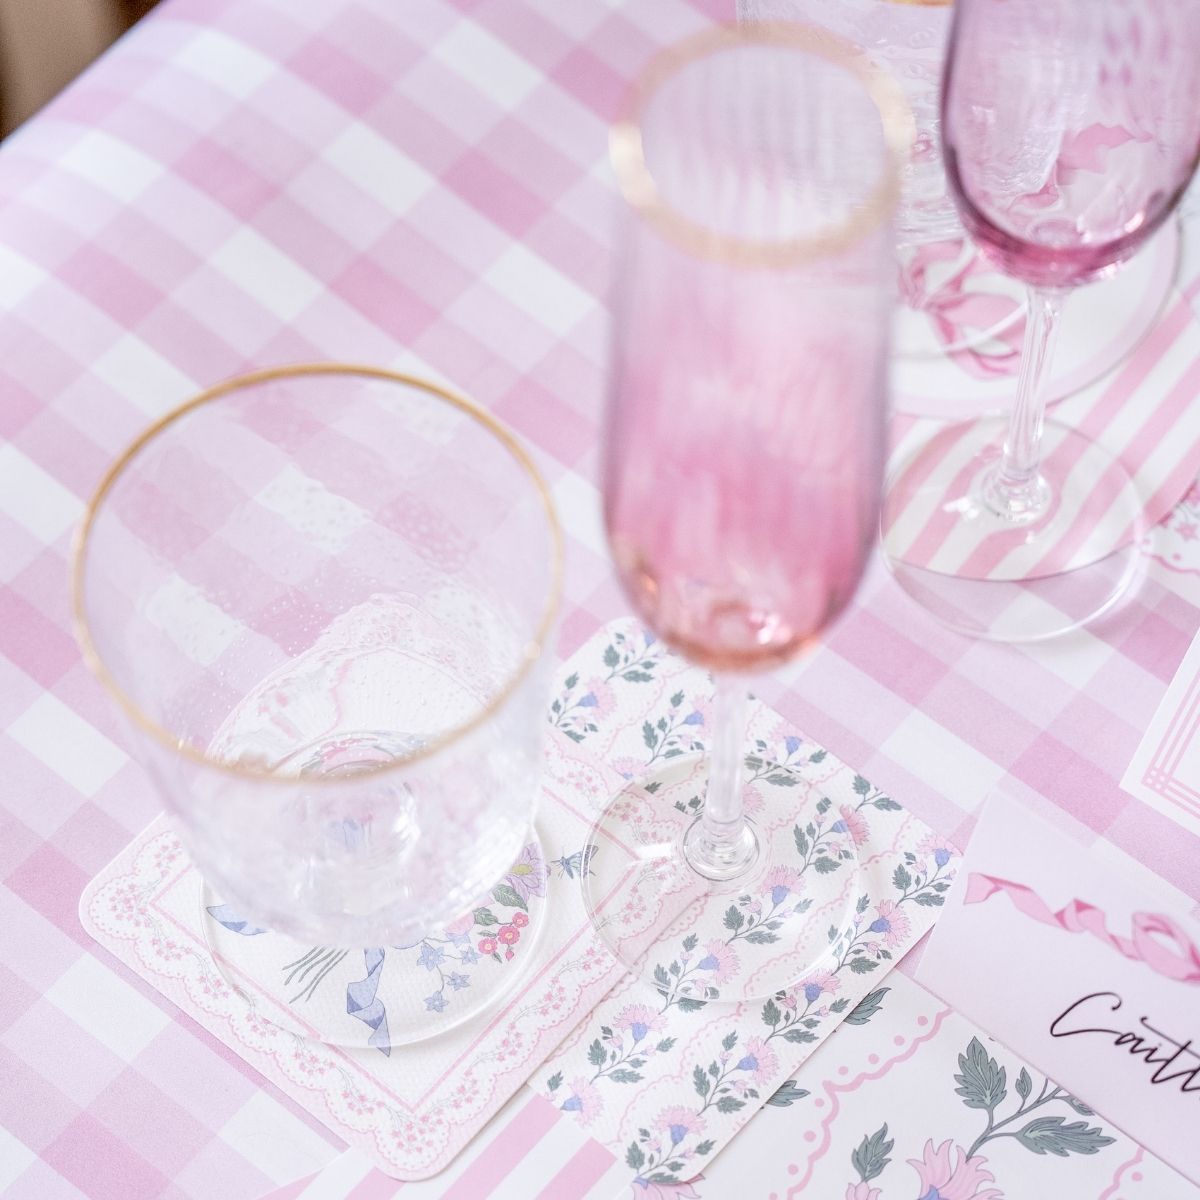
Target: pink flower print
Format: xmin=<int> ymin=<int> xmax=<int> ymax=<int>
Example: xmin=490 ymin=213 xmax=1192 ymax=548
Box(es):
xmin=795 ymin=968 xmax=840 ymax=1006
xmin=1176 ymin=520 xmax=1199 ymax=543
xmin=845 ymin=1184 xmax=881 ymax=1200
xmin=761 ymin=866 xmax=804 ymax=906
xmin=832 ymin=805 xmax=870 ymax=848
xmin=898 ymin=240 xmax=1023 ymax=381
xmin=478 ymin=936 xmax=497 ymax=955
xmin=504 ymin=843 xmax=547 ymax=903
xmin=611 ymin=756 xmax=643 ymax=781
xmin=614 ymin=1004 xmax=666 ymax=1043
xmin=868 ymin=899 xmax=911 ymax=950
xmin=917 ymin=833 xmax=956 ymax=869
xmin=911 ymin=128 xmax=937 ymax=164
xmin=654 ymin=1105 xmax=706 ymax=1148
xmin=498 ymin=925 xmax=520 ymax=946
xmin=580 ymin=677 xmax=617 ymax=719
xmin=695 ymin=939 xmax=739 ymax=985
xmin=733 ymin=1036 xmax=778 ymax=1086
xmin=512 ymin=911 xmax=529 ymax=928
xmin=908 ymin=1140 xmax=1003 ymax=1200
xmin=742 ymin=784 xmax=765 ymax=818
xmin=559 ymin=1076 xmax=603 ymax=1125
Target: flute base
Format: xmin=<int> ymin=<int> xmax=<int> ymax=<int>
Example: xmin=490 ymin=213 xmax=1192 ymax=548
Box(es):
xmin=582 ymin=755 xmax=862 ymax=1005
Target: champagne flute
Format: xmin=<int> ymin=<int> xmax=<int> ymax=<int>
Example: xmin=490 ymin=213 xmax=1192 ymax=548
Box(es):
xmin=882 ymin=0 xmax=1200 ymax=640
xmin=581 ymin=25 xmax=910 ymax=1001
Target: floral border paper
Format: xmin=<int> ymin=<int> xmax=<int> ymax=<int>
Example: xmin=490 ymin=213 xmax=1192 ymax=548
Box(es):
xmin=535 ymin=620 xmax=960 ymax=1189
xmin=681 ymin=973 xmax=1195 ymax=1200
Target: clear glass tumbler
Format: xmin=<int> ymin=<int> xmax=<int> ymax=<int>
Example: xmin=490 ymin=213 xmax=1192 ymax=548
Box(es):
xmin=73 ymin=364 xmax=562 ymax=957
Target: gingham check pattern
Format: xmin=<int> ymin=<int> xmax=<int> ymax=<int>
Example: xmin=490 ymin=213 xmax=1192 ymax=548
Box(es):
xmin=1 ymin=0 xmax=1199 ymax=1197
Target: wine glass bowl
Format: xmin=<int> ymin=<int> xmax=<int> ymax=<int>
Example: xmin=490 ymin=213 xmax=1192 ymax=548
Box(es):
xmin=941 ymin=0 xmax=1200 ymax=289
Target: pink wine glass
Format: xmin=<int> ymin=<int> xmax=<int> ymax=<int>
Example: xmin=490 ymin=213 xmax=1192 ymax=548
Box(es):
xmin=581 ymin=25 xmax=910 ymax=1001
xmin=882 ymin=0 xmax=1200 ymax=640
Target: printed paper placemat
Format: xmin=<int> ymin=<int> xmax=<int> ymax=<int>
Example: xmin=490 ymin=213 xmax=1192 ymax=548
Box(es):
xmin=682 ymin=972 xmax=1196 ymax=1200
xmin=1142 ymin=475 xmax=1200 ymax=603
xmin=81 ymin=619 xmax=959 ymax=1184
xmin=920 ymin=794 xmax=1200 ymax=1185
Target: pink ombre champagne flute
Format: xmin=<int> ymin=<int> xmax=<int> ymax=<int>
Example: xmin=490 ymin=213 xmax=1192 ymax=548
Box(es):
xmin=580 ymin=25 xmax=909 ymax=1002
xmin=883 ymin=0 xmax=1200 ymax=641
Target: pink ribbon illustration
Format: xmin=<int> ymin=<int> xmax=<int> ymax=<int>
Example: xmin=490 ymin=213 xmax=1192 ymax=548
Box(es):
xmin=964 ymin=873 xmax=1200 ymax=986
xmin=898 ymin=240 xmax=1024 ymax=380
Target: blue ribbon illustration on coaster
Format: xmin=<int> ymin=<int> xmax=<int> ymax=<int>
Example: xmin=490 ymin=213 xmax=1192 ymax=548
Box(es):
xmin=203 ymin=837 xmax=568 ymax=1054
xmin=346 ymin=948 xmax=391 ymax=1054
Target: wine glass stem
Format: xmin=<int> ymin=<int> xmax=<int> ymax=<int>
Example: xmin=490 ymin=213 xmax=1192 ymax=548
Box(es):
xmin=982 ymin=285 xmax=1066 ymax=524
xmin=683 ymin=673 xmax=759 ymax=881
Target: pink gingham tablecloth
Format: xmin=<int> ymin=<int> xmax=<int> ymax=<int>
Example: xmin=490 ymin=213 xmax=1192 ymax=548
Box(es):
xmin=1 ymin=0 xmax=1199 ymax=1196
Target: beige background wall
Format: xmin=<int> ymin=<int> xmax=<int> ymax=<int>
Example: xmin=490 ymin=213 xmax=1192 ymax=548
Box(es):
xmin=0 ymin=0 xmax=152 ymax=135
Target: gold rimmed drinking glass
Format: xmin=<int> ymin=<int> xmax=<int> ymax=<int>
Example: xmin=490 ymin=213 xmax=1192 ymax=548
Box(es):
xmin=73 ymin=364 xmax=561 ymax=1041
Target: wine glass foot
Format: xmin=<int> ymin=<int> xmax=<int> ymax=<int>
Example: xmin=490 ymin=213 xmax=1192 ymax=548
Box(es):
xmin=882 ymin=415 xmax=1145 ymax=641
xmin=198 ymin=830 xmax=549 ymax=1049
xmin=582 ymin=756 xmax=862 ymax=1004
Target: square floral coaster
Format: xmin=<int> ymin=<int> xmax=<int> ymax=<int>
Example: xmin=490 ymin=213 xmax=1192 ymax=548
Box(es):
xmin=79 ymin=742 xmax=633 ymax=1179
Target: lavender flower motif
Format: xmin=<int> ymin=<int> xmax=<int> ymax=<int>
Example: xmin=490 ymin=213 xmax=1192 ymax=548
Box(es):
xmin=504 ymin=844 xmax=548 ymax=904
xmin=206 ymin=904 xmax=269 ymax=936
xmin=417 ymin=943 xmax=446 ymax=971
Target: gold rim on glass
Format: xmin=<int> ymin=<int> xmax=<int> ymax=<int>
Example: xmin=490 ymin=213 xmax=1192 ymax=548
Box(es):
xmin=611 ymin=22 xmax=915 ymax=268
xmin=72 ymin=362 xmax=565 ymax=786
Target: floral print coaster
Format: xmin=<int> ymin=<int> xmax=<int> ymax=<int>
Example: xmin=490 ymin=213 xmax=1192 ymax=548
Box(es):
xmin=79 ymin=743 xmax=634 ymax=1179
xmin=533 ymin=620 xmax=961 ymax=1189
